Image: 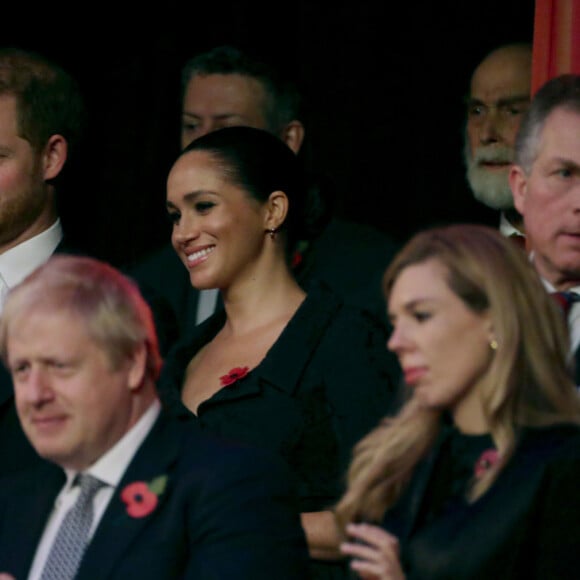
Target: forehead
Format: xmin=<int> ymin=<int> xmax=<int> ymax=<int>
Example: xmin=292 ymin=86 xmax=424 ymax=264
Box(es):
xmin=470 ymin=50 xmax=531 ymax=102
xmin=168 ymin=150 xmax=223 ymax=187
xmin=183 ymin=73 xmax=268 ymax=116
xmin=390 ymin=259 xmax=450 ymax=303
xmin=538 ymin=107 xmax=580 ymax=158
xmin=6 ymin=307 xmax=90 ymax=352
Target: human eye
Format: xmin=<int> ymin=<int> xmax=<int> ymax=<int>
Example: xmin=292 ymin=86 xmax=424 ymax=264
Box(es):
xmin=181 ymin=117 xmax=199 ymax=133
xmin=194 ymin=200 xmax=216 ymax=214
xmin=467 ymin=102 xmax=486 ymax=118
xmin=167 ymin=210 xmax=181 ymax=225
xmin=556 ymin=167 xmax=574 ymax=179
xmin=49 ymin=359 xmax=76 ymax=376
xmin=413 ymin=309 xmax=431 ymax=323
xmin=10 ymin=361 xmax=30 ymax=379
xmin=500 ymin=103 xmax=529 ymax=118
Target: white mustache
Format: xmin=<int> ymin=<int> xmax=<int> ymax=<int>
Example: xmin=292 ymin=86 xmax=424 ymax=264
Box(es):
xmin=473 ymin=146 xmax=514 ymax=165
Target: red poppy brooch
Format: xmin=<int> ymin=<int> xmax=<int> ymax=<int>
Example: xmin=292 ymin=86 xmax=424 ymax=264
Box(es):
xmin=120 ymin=474 xmax=168 ymax=518
xmin=219 ymin=366 xmax=250 ymax=387
xmin=473 ymin=448 xmax=500 ymax=479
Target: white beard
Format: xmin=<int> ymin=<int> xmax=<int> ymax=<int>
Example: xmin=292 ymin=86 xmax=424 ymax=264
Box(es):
xmin=464 ymin=142 xmax=515 ymax=210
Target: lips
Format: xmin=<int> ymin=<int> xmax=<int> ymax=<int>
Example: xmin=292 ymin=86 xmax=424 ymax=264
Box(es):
xmin=479 ymin=161 xmax=510 ymax=169
xmin=30 ymin=414 xmax=67 ymax=432
xmin=403 ymin=367 xmax=427 ymax=385
xmin=185 ymin=245 xmax=214 ymax=267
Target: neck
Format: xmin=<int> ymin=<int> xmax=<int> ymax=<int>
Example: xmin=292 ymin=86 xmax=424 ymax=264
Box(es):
xmin=221 ymin=267 xmax=305 ymax=336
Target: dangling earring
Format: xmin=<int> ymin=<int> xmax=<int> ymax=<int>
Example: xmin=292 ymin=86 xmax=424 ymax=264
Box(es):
xmin=489 ymin=338 xmax=498 ymax=351
xmin=266 ymin=227 xmax=278 ymax=240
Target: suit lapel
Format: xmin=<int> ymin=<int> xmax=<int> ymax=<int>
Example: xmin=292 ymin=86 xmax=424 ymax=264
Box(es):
xmin=574 ymin=345 xmax=580 ymax=386
xmin=77 ymin=413 xmax=183 ymax=579
xmin=0 ymin=464 xmax=64 ymax=577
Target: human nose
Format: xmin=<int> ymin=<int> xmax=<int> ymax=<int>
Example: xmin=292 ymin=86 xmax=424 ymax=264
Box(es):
xmin=18 ymin=367 xmax=54 ymax=406
xmin=387 ymin=322 xmax=407 ymax=354
xmin=478 ymin=109 xmax=503 ymax=145
xmin=172 ymin=213 xmax=201 ymax=246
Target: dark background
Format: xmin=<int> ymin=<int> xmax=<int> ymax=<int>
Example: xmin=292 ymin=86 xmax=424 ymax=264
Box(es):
xmin=5 ymin=1 xmax=535 ymax=268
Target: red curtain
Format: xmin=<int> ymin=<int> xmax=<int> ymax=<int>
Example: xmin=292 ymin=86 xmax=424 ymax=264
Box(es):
xmin=532 ymin=0 xmax=580 ymax=94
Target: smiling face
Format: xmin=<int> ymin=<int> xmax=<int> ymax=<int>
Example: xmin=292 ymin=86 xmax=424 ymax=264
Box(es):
xmin=9 ymin=309 xmax=144 ymax=471
xmin=511 ymin=108 xmax=580 ymax=289
xmin=387 ymin=258 xmax=493 ymax=432
xmin=166 ymin=149 xmax=270 ymax=290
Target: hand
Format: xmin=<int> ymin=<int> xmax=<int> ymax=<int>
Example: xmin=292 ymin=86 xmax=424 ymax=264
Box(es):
xmin=339 ymin=523 xmax=405 ymax=579
xmin=0 ymin=574 xmax=16 ymax=580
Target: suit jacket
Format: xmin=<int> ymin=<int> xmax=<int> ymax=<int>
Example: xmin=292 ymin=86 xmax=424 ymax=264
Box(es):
xmin=159 ymin=282 xmax=401 ymax=510
xmin=381 ymin=423 xmax=580 ymax=579
xmin=0 ymin=237 xmax=85 ymax=478
xmin=128 ymin=217 xmax=400 ymax=353
xmin=159 ymin=282 xmax=401 ymax=580
xmin=573 ymin=345 xmax=580 ymax=385
xmin=0 ymin=408 xmax=310 ymax=579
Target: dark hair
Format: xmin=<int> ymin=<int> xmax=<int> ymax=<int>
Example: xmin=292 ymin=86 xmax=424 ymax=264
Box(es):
xmin=180 ymin=45 xmax=304 ymax=136
xmin=181 ymin=126 xmax=330 ymax=260
xmin=0 ymin=47 xmax=86 ymax=158
xmin=515 ymin=74 xmax=580 ymax=173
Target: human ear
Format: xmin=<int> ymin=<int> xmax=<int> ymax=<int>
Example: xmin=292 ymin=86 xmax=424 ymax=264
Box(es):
xmin=127 ymin=343 xmax=148 ymax=391
xmin=280 ymin=120 xmax=305 ymax=154
xmin=42 ymin=134 xmax=68 ymax=181
xmin=264 ymin=190 xmax=289 ymax=231
xmin=509 ymin=164 xmax=527 ymax=215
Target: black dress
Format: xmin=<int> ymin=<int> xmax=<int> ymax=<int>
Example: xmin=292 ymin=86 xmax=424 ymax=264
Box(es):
xmin=158 ymin=282 xmax=402 ymax=580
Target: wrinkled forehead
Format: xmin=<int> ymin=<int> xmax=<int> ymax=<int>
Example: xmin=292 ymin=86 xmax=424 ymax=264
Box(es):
xmin=471 ymin=52 xmax=532 ymax=102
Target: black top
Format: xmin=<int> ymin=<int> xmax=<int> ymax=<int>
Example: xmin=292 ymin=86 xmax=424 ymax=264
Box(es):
xmin=383 ymin=422 xmax=580 ymax=579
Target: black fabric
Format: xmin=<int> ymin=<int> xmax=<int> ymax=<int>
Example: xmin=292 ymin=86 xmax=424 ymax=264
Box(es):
xmin=0 ymin=410 xmax=310 ymax=579
xmin=382 ymin=424 xmax=580 ymax=579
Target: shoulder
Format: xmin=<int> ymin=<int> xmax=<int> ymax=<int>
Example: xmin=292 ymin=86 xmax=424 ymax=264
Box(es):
xmin=302 ymin=282 xmax=389 ymax=344
xmin=519 ymin=423 xmax=580 ymax=464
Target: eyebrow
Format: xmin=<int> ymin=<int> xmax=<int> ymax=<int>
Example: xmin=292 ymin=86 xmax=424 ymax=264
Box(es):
xmin=465 ymin=94 xmax=530 ymax=107
xmin=166 ymin=190 xmax=216 ymax=209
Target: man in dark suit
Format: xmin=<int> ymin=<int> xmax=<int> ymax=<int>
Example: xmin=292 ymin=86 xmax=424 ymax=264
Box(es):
xmin=0 ymin=254 xmax=310 ymax=579
xmin=129 ymin=45 xmax=400 ymax=346
xmin=509 ymin=74 xmax=580 ymax=384
xmin=0 ymin=48 xmax=88 ymax=477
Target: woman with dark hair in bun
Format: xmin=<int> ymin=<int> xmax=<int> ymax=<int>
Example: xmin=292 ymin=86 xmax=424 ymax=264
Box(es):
xmin=160 ymin=126 xmax=400 ymax=578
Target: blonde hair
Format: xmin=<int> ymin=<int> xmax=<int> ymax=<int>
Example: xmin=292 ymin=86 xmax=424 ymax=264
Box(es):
xmin=0 ymin=254 xmax=162 ymax=382
xmin=334 ymin=224 xmax=580 ymax=529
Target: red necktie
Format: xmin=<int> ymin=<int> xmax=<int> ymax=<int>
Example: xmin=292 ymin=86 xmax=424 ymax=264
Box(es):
xmin=551 ymin=291 xmax=580 ymax=320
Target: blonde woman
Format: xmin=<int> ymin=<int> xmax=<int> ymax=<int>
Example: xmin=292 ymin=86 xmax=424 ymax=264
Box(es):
xmin=335 ymin=224 xmax=580 ymax=579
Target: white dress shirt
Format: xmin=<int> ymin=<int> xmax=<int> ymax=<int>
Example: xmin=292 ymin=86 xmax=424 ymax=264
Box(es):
xmin=27 ymin=399 xmax=161 ymax=580
xmin=0 ymin=219 xmax=63 ymax=314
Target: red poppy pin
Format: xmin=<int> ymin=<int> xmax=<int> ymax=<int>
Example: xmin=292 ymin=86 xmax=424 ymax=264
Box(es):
xmin=219 ymin=366 xmax=250 ymax=387
xmin=474 ymin=448 xmax=499 ymax=479
xmin=291 ymin=250 xmax=303 ymax=268
xmin=121 ymin=475 xmax=168 ymax=518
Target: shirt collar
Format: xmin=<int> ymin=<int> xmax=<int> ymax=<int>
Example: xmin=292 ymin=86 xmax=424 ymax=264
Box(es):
xmin=0 ymin=219 xmax=63 ymax=288
xmin=499 ymin=211 xmax=525 ymax=238
xmin=64 ymin=399 xmax=162 ymax=489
